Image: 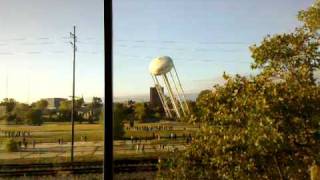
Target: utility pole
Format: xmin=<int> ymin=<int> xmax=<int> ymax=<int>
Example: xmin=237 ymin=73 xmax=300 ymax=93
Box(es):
xmin=70 ymin=26 xmax=77 ymax=163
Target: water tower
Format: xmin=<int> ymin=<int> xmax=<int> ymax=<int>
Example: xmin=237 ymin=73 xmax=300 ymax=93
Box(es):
xmin=149 ymin=56 xmax=190 ymax=119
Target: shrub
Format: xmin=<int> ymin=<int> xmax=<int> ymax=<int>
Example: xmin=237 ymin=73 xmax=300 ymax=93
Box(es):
xmin=3 ymin=139 xmax=19 ymax=152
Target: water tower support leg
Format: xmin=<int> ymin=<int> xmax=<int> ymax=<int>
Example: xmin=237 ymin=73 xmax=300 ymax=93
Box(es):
xmin=169 ymin=71 xmax=186 ymax=116
xmin=151 ymin=75 xmax=172 ymax=118
xmin=173 ymin=66 xmax=190 ymax=114
xmin=163 ymin=74 xmax=181 ymax=119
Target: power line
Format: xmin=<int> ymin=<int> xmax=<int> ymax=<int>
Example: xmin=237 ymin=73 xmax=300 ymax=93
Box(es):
xmin=114 ymin=54 xmax=251 ymax=64
xmin=0 ymin=36 xmax=102 ymax=46
xmin=114 ymin=44 xmax=249 ymax=52
xmin=0 ymin=34 xmax=103 ymax=55
xmin=115 ymin=39 xmax=255 ymax=45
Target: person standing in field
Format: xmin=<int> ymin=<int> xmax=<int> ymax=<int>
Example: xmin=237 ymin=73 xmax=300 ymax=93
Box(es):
xmin=24 ymin=141 xmax=28 ymax=149
xmin=32 ymin=140 xmax=36 ymax=149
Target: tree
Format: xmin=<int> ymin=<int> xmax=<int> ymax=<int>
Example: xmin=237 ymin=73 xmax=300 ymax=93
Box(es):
xmin=298 ymin=0 xmax=320 ymax=32
xmin=163 ymin=73 xmax=320 ymax=179
xmin=59 ymin=100 xmax=71 ymax=111
xmin=34 ymin=99 xmax=48 ymax=111
xmin=2 ymin=102 xmax=29 ymax=124
xmin=88 ymin=97 xmax=103 ymax=124
xmin=58 ymin=100 xmax=71 ymax=121
xmin=0 ymin=98 xmax=16 ymax=114
xmin=163 ymin=1 xmax=320 ymax=179
xmin=13 ymin=103 xmax=30 ymax=124
xmin=26 ymin=109 xmax=43 ymax=125
xmin=75 ymin=98 xmax=85 ymax=123
xmin=250 ymin=28 xmax=320 ymax=84
xmin=250 ymin=0 xmax=320 ymax=85
xmin=5 ymin=114 xmax=16 ymax=125
xmin=133 ymin=102 xmax=162 ymax=122
xmin=58 ymin=99 xmax=86 ymax=122
xmin=75 ymin=97 xmax=84 ymax=108
xmin=113 ymin=103 xmax=125 ymax=139
xmin=92 ymin=97 xmax=103 ymax=107
xmin=134 ymin=103 xmax=147 ymax=121
xmin=194 ymin=89 xmax=214 ymax=123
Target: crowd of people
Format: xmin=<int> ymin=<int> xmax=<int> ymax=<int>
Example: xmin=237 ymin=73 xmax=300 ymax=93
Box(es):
xmin=126 ymin=125 xmax=174 ymax=131
xmin=125 ymin=124 xmax=194 ymax=146
xmin=0 ymin=129 xmax=90 ymax=151
xmin=128 ymin=132 xmax=193 ymax=153
xmin=0 ymin=129 xmax=31 ymax=138
xmin=0 ymin=129 xmax=35 ymax=150
xmin=17 ymin=138 xmax=36 ymax=149
xmin=129 ymin=132 xmax=192 ymax=143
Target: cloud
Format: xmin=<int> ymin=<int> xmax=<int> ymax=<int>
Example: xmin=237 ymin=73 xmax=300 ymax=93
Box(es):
xmin=39 ymin=42 xmax=55 ymax=45
xmin=26 ymin=51 xmax=41 ymax=54
xmin=10 ymin=38 xmax=26 ymax=41
xmin=0 ymin=52 xmax=13 ymax=55
xmin=51 ymin=50 xmax=64 ymax=54
xmin=38 ymin=37 xmax=49 ymax=40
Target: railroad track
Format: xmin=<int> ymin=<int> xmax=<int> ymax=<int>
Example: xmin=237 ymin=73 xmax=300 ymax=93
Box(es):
xmin=114 ymin=158 xmax=159 ymax=173
xmin=0 ymin=161 xmax=103 ymax=177
xmin=0 ymin=159 xmax=159 ymax=177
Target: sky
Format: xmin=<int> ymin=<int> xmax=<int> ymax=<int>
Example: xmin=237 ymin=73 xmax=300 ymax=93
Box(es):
xmin=0 ymin=0 xmax=104 ymax=103
xmin=113 ymin=0 xmax=314 ymax=99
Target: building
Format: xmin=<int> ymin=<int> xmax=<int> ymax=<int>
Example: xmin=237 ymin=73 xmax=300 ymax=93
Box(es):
xmin=150 ymin=86 xmax=164 ymax=108
xmin=45 ymin=98 xmax=67 ymax=110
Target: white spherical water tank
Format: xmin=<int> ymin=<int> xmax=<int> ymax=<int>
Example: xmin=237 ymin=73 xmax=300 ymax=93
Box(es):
xmin=149 ymin=55 xmax=190 ymax=119
xmin=149 ymin=56 xmax=173 ymax=76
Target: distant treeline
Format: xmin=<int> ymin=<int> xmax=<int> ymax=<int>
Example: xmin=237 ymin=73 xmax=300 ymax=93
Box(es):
xmin=0 ymin=97 xmax=103 ymax=125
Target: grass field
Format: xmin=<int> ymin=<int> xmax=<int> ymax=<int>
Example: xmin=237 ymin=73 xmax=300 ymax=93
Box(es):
xmin=0 ymin=121 xmax=196 ymax=143
xmin=0 ymin=121 xmax=196 ymax=164
xmin=0 ymin=122 xmax=104 ymax=143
